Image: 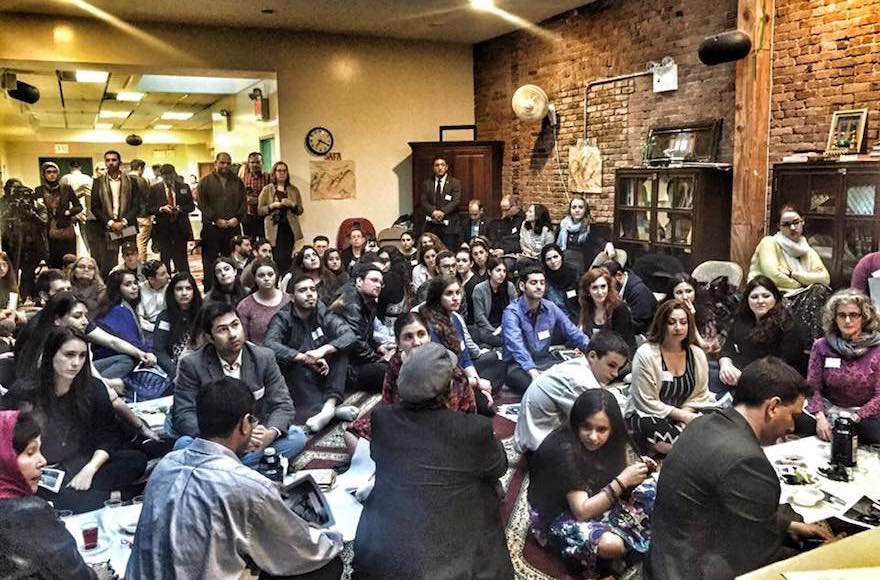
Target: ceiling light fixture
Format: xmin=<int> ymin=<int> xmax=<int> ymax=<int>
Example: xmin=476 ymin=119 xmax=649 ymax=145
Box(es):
xmin=98 ymin=110 xmax=131 ymax=118
xmin=211 ymin=112 xmax=225 ymax=121
xmin=116 ymin=91 xmax=145 ymax=101
xmin=161 ymin=111 xmax=193 ymax=120
xmin=152 ymin=124 xmax=172 ymax=130
xmin=471 ymin=0 xmax=495 ymax=11
xmin=94 ymin=122 xmax=114 ymax=129
xmin=75 ymin=69 xmax=109 ymax=83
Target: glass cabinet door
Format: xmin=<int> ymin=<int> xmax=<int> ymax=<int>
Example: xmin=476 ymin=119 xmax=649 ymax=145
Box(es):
xmin=808 ymin=172 xmax=839 ymax=216
xmin=841 ymin=221 xmax=878 ymax=283
xmin=844 ymin=171 xmax=880 ymax=216
xmin=656 ymin=211 xmax=693 ymax=245
xmin=618 ymin=209 xmax=652 ymax=241
xmin=805 ymin=216 xmax=835 ymax=274
xmin=617 ymin=176 xmax=652 ymax=208
xmin=657 ymin=175 xmax=695 ymax=210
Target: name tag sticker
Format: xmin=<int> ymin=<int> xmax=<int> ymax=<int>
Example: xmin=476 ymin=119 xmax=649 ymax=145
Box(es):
xmin=311 ymin=328 xmax=324 ymax=341
xmin=566 ymin=289 xmax=577 ymax=299
xmin=444 ymin=194 xmax=452 ymax=201
xmin=253 ymin=387 xmax=265 ymax=401
xmin=497 ymin=350 xmax=503 ymax=360
xmin=158 ymin=320 xmax=171 ymax=331
xmin=511 ymin=227 xmax=518 ymax=234
xmin=460 ymin=340 xmax=466 ymax=351
xmin=411 ymin=259 xmax=418 ymax=266
xmin=492 ymin=327 xmax=503 ymax=336
xmin=661 ymin=371 xmax=674 ymax=383
xmin=825 ymin=357 xmax=842 ymax=369
xmin=443 ymin=219 xmax=449 ymax=226
xmin=537 ymin=330 xmax=551 ymax=340
xmin=872 ymin=269 xmax=880 ymax=278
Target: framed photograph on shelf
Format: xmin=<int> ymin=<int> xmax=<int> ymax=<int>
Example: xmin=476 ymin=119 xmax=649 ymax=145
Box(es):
xmin=825 ymin=109 xmax=868 ymax=155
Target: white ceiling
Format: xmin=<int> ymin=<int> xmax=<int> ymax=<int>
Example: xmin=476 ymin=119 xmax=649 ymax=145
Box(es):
xmin=1 ymin=69 xmax=263 ymax=131
xmin=1 ymin=0 xmax=590 ymax=44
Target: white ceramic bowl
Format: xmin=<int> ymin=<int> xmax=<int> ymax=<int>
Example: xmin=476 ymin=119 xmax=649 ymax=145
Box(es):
xmin=792 ymin=487 xmax=824 ymax=507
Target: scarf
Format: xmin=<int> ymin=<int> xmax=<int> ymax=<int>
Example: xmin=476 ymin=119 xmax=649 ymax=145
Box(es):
xmin=0 ymin=410 xmax=34 ymax=500
xmin=773 ymin=232 xmax=812 ymax=278
xmin=556 ymin=216 xmax=590 ymax=251
xmin=826 ymin=331 xmax=880 ymax=361
xmin=544 ymin=260 xmax=578 ymax=290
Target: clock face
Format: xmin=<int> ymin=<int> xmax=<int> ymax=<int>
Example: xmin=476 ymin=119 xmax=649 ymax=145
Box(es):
xmin=306 ymin=127 xmax=334 ymax=155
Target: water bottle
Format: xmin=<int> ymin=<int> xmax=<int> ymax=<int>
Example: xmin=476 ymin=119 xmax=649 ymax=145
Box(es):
xmin=259 ymin=447 xmax=284 ymax=485
xmin=831 ymin=414 xmax=858 ymax=467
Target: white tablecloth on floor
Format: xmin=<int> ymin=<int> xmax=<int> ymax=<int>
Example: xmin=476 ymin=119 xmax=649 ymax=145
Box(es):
xmin=128 ymin=395 xmax=173 ymax=433
xmin=764 ymin=436 xmax=880 ymax=524
xmin=62 ymin=504 xmax=141 ymax=576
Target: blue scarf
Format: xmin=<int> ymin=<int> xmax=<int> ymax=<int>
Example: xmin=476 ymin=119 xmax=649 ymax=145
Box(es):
xmin=556 ymin=216 xmax=589 ymax=251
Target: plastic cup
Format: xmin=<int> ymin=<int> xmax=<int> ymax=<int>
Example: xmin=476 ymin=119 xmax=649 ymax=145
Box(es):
xmin=80 ymin=521 xmax=99 ymax=550
xmin=131 ymin=495 xmax=144 ymax=505
xmin=104 ymin=498 xmax=123 ymax=509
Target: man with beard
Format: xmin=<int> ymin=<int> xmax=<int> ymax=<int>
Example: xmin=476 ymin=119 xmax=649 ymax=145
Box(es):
xmin=197 ymin=152 xmax=246 ymax=291
xmin=91 ymin=150 xmax=139 ymax=276
xmin=241 ymin=151 xmax=271 ymax=239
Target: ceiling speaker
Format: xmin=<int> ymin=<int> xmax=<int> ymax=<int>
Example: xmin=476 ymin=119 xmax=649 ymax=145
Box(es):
xmin=698 ymin=30 xmax=752 ymax=65
xmin=7 ymin=81 xmax=40 ymax=104
xmin=125 ymin=134 xmax=143 ymax=146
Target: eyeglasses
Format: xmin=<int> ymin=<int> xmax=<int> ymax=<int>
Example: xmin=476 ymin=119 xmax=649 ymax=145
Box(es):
xmin=836 ymin=312 xmax=863 ymax=322
xmin=780 ymin=219 xmax=803 ymax=228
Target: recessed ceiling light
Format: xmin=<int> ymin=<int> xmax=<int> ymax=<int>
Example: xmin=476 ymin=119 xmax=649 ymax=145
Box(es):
xmin=98 ymin=110 xmax=130 ymax=118
xmin=94 ymin=122 xmax=114 ymax=129
xmin=471 ymin=0 xmax=495 ymax=10
xmin=116 ymin=91 xmax=145 ymax=102
xmin=161 ymin=111 xmax=194 ymax=120
xmin=75 ymin=70 xmax=109 ymax=83
xmin=152 ymin=124 xmax=172 ymax=130
xmin=211 ymin=112 xmax=225 ymax=121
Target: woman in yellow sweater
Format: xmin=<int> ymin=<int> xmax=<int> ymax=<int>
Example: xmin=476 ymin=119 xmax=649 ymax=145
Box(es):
xmin=748 ymin=203 xmax=830 ymax=337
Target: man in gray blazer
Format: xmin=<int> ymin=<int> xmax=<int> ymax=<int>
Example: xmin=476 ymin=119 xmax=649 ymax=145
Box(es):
xmin=420 ymin=155 xmax=462 ymax=248
xmin=647 ymin=357 xmax=832 ymax=580
xmin=169 ymin=301 xmax=304 ymax=466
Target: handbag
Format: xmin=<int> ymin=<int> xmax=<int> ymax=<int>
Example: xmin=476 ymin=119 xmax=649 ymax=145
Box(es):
xmin=124 ymin=364 xmax=172 ymax=402
xmin=48 ymin=218 xmax=76 ymax=241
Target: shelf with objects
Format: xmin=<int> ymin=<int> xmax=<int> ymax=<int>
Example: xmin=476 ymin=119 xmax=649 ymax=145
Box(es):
xmin=771 ymin=160 xmax=880 ymax=288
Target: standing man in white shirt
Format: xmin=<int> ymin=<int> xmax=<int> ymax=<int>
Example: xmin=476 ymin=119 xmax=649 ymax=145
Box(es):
xmin=420 ymin=155 xmax=462 ymax=248
xmin=91 ymin=150 xmax=138 ymax=276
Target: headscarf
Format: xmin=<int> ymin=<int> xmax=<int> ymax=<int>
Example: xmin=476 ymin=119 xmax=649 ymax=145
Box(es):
xmin=40 ymin=161 xmax=61 ymax=190
xmin=0 ymin=410 xmax=34 ymax=500
xmin=541 ymin=244 xmax=578 ymax=290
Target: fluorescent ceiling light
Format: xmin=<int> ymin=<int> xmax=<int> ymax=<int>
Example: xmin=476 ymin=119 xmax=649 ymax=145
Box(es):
xmin=138 ymin=74 xmax=261 ymax=94
xmin=98 ymin=110 xmax=130 ymax=118
xmin=471 ymin=0 xmax=495 ymax=10
xmin=161 ymin=111 xmax=194 ymax=120
xmin=116 ymin=91 xmax=145 ymax=101
xmin=152 ymin=124 xmax=172 ymax=130
xmin=94 ymin=122 xmax=114 ymax=129
xmin=75 ymin=69 xmax=109 ymax=83
xmin=211 ymin=112 xmax=224 ymax=121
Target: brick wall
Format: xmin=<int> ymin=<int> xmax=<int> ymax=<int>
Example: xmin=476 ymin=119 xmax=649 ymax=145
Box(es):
xmin=770 ymin=0 xmax=880 ymax=163
xmin=473 ymin=0 xmax=738 ymax=222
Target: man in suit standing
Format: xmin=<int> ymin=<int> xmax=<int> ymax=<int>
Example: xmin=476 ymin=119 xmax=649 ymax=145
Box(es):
xmin=647 ymin=357 xmax=832 ymax=580
xmin=91 ymin=150 xmax=139 ymax=276
xmin=420 ymin=155 xmax=461 ymax=248
xmin=168 ymin=301 xmax=304 ymax=467
xmin=148 ymin=164 xmax=195 ymax=273
xmin=198 ymin=152 xmax=246 ymax=291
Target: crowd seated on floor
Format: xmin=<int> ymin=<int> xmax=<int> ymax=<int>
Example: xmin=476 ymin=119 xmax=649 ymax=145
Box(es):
xmin=1 ymin=152 xmax=879 ymax=579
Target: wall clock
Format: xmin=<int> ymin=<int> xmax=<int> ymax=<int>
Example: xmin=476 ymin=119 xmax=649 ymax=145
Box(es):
xmin=306 ymin=126 xmax=334 ymax=156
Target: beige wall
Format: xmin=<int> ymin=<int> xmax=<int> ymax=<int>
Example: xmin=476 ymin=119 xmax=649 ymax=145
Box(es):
xmin=3 ymin=141 xmax=212 ymax=187
xmin=0 ymin=13 xmax=475 ymax=241
xmin=211 ymin=79 xmax=279 ymax=166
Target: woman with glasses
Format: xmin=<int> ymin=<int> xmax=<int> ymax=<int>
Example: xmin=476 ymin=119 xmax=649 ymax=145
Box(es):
xmin=802 ymin=289 xmax=880 ymax=444
xmin=748 ymin=203 xmax=831 ymax=338
xmin=257 ymin=161 xmax=302 ymax=274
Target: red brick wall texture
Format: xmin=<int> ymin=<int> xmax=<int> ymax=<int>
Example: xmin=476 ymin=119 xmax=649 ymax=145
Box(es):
xmin=473 ymin=0 xmax=880 ymax=223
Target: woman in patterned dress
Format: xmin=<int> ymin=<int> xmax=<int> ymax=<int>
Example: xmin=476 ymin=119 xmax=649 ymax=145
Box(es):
xmin=528 ymin=389 xmax=657 ymax=578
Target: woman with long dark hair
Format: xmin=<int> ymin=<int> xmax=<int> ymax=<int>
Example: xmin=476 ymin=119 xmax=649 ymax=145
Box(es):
xmin=204 ymin=256 xmax=248 ymax=305
xmin=520 ymin=203 xmax=554 ymax=260
xmin=257 ymin=161 xmax=302 ymax=274
xmin=542 ymin=243 xmax=580 ymax=322
xmin=322 ymin=247 xmax=349 ymax=301
xmin=626 ymin=300 xmax=710 ymax=454
xmin=470 ymin=257 xmax=516 ymax=348
xmin=528 ymin=389 xmax=657 ymax=577
xmin=283 ymin=245 xmax=333 ymax=304
xmin=0 ymin=410 xmax=114 ymax=578
xmin=411 ymin=244 xmax=438 ymax=289
xmin=578 ymin=267 xmax=636 ymax=354
xmin=377 ymin=245 xmax=409 ymax=326
xmin=153 ymin=272 xmax=202 ymax=378
xmin=718 ymin=275 xmax=810 ymax=387
xmin=0 ymin=250 xmax=21 ymax=311
xmin=3 ymin=327 xmax=147 ymax=513
xmin=93 ymin=270 xmax=154 ymax=379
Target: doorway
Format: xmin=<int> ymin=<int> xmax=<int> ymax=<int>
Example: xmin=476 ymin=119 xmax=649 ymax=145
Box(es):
xmin=260 ymin=137 xmax=275 ymax=171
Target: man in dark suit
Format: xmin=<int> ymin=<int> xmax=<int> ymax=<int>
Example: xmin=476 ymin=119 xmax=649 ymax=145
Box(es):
xmin=148 ymin=164 xmax=195 ymax=273
xmin=197 ymin=152 xmax=246 ymax=291
xmin=604 ymin=260 xmax=657 ymax=335
xmin=488 ymin=194 xmax=525 ymax=257
xmin=420 ymin=155 xmax=461 ymax=248
xmin=647 ymin=357 xmax=832 ymax=580
xmin=91 ymin=150 xmax=139 ymax=276
xmin=458 ymin=199 xmax=491 ymax=244
xmin=168 ymin=301 xmax=304 ymax=467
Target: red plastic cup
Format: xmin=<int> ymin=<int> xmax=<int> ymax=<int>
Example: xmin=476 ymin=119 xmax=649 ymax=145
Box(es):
xmin=81 ymin=521 xmax=99 ymax=550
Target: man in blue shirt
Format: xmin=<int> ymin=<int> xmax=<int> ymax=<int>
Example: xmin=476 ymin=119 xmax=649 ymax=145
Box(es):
xmin=502 ymin=265 xmax=591 ymax=393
